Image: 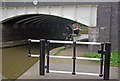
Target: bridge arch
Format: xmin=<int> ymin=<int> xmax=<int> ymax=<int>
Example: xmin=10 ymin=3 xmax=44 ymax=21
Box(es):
xmin=1 ymin=5 xmax=97 ymax=26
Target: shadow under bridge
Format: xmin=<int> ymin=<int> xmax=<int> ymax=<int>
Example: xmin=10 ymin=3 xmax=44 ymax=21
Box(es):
xmin=2 ymin=14 xmax=79 ymax=42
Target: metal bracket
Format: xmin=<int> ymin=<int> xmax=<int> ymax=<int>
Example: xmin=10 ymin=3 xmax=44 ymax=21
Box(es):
xmin=28 ymin=54 xmax=31 ymax=57
xmin=98 ymin=49 xmax=106 ymax=55
xmin=72 ymin=57 xmax=76 ymax=59
xmin=98 ymin=49 xmax=102 ymax=54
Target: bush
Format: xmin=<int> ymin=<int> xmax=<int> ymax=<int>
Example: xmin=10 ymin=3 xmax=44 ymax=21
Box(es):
xmin=110 ymin=50 xmax=120 ymax=66
xmin=86 ymin=50 xmax=120 ymax=67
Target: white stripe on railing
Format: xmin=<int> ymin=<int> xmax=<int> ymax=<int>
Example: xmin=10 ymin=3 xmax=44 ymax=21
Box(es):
xmin=76 ymin=41 xmax=101 ymax=45
xmin=49 ymin=56 xmax=72 ymax=59
xmin=31 ymin=54 xmax=40 ymax=57
xmin=31 ymin=39 xmax=40 ymax=42
xmin=49 ymin=56 xmax=100 ymax=61
xmin=76 ymin=57 xmax=100 ymax=61
xmin=49 ymin=70 xmax=99 ymax=76
xmin=49 ymin=40 xmax=101 ymax=45
xmin=29 ymin=39 xmax=102 ymax=45
xmin=50 ymin=40 xmax=73 ymax=44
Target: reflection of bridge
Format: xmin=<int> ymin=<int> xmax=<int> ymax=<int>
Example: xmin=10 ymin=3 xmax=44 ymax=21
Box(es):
xmin=0 ymin=1 xmax=119 ymax=51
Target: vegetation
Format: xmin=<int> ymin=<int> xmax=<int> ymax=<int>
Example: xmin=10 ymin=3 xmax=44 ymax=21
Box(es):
xmin=78 ymin=23 xmax=88 ymax=27
xmin=80 ymin=27 xmax=88 ymax=34
xmin=53 ymin=48 xmax=66 ymax=56
xmin=86 ymin=50 xmax=120 ymax=67
xmin=0 ymin=43 xmax=9 ymax=45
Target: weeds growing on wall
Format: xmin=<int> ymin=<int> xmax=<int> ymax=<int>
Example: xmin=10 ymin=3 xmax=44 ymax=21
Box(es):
xmin=86 ymin=50 xmax=120 ymax=67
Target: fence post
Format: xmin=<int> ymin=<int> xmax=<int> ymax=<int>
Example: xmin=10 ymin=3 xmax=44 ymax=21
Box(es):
xmin=40 ymin=39 xmax=45 ymax=75
xmin=104 ymin=42 xmax=111 ymax=80
xmin=99 ymin=42 xmax=105 ymax=77
xmin=28 ymin=39 xmax=31 ymax=57
xmin=46 ymin=40 xmax=50 ymax=73
xmin=72 ymin=41 xmax=76 ymax=75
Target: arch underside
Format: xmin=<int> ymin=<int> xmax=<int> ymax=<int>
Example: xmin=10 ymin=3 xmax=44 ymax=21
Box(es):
xmin=2 ymin=14 xmax=78 ymax=42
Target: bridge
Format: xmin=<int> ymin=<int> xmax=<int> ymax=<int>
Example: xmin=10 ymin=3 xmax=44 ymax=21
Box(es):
xmin=0 ymin=0 xmax=119 ymax=50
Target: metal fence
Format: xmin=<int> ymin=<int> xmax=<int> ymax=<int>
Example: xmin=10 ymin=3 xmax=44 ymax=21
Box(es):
xmin=28 ymin=39 xmax=111 ymax=80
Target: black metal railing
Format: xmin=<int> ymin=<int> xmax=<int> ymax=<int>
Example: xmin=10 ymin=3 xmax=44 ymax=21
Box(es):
xmin=28 ymin=39 xmax=111 ymax=80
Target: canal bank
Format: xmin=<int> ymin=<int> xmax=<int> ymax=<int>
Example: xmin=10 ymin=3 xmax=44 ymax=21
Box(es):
xmin=0 ymin=34 xmax=88 ymax=48
xmin=0 ymin=40 xmax=27 ymax=48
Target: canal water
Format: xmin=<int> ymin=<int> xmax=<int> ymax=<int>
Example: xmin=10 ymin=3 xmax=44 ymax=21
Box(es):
xmin=2 ymin=44 xmax=39 ymax=79
xmin=2 ymin=43 xmax=63 ymax=80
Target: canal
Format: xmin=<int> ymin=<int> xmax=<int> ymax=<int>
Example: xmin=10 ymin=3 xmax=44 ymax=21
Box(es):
xmin=2 ymin=44 xmax=39 ymax=79
xmin=2 ymin=43 xmax=63 ymax=79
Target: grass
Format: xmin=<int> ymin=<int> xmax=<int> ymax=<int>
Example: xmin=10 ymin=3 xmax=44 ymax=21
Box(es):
xmin=110 ymin=50 xmax=120 ymax=66
xmin=86 ymin=50 xmax=120 ymax=67
xmin=0 ymin=43 xmax=10 ymax=45
xmin=53 ymin=48 xmax=66 ymax=56
xmin=80 ymin=39 xmax=88 ymax=42
xmin=80 ymin=27 xmax=88 ymax=34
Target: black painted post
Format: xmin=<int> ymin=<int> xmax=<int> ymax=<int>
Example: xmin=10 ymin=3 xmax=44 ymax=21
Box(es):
xmin=104 ymin=42 xmax=111 ymax=80
xmin=46 ymin=40 xmax=50 ymax=73
xmin=28 ymin=39 xmax=31 ymax=57
xmin=40 ymin=39 xmax=45 ymax=75
xmin=72 ymin=41 xmax=76 ymax=75
xmin=99 ymin=42 xmax=104 ymax=77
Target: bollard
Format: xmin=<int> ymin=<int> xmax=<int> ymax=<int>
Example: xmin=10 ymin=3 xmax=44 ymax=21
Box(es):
xmin=46 ymin=40 xmax=50 ymax=73
xmin=104 ymin=42 xmax=111 ymax=80
xmin=40 ymin=39 xmax=45 ymax=75
xmin=72 ymin=41 xmax=76 ymax=75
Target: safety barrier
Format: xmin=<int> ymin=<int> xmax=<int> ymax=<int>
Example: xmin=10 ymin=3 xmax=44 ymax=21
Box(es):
xmin=28 ymin=39 xmax=111 ymax=80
